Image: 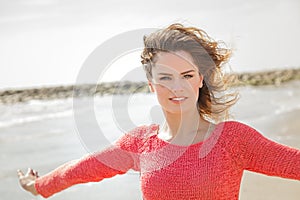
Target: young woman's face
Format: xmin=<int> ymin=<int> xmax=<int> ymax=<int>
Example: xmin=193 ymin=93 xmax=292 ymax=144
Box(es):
xmin=149 ymin=51 xmax=203 ymax=114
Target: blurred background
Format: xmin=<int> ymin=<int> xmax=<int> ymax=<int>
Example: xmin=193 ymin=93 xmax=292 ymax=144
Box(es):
xmin=0 ymin=0 xmax=300 ymax=89
xmin=0 ymin=0 xmax=300 ymax=199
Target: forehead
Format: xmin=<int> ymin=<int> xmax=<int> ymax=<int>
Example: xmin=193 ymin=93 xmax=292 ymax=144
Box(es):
xmin=154 ymin=51 xmax=197 ymax=73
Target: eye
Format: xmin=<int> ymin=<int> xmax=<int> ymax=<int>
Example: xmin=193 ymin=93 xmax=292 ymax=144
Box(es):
xmin=159 ymin=76 xmax=172 ymax=81
xmin=183 ymin=74 xmax=193 ymax=79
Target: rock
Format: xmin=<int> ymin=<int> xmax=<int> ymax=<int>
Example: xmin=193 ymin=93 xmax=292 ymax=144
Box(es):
xmin=0 ymin=68 xmax=300 ymax=104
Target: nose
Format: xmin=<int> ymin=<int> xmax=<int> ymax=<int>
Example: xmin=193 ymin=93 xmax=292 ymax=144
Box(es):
xmin=171 ymin=79 xmax=184 ymax=93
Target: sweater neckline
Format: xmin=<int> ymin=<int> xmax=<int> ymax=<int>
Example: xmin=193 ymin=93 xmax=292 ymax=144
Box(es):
xmin=150 ymin=123 xmax=223 ymax=148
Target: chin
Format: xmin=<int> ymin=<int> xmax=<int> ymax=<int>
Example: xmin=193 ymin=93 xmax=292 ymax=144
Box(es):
xmin=164 ymin=106 xmax=197 ymax=115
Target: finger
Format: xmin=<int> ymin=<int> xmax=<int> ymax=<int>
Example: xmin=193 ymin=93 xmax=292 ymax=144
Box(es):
xmin=32 ymin=170 xmax=39 ymax=177
xmin=17 ymin=169 xmax=24 ymax=178
xmin=28 ymin=168 xmax=34 ymax=176
xmin=25 ymin=168 xmax=33 ymax=177
xmin=25 ymin=168 xmax=30 ymax=176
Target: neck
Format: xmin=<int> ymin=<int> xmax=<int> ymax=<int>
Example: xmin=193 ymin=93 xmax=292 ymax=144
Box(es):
xmin=160 ymin=109 xmax=211 ymax=144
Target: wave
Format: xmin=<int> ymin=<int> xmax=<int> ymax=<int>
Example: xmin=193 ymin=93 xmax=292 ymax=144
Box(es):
xmin=0 ymin=110 xmax=73 ymax=129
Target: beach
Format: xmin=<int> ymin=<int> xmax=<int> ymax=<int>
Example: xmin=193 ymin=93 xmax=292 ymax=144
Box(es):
xmin=0 ymin=80 xmax=300 ymax=199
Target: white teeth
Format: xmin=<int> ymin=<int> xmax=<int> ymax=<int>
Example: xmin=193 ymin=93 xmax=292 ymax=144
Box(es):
xmin=170 ymin=97 xmax=186 ymax=101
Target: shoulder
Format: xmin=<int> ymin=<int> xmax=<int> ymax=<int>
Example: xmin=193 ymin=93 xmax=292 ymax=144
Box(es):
xmin=216 ymin=120 xmax=262 ymax=142
xmin=122 ymin=124 xmax=158 ymax=141
xmin=216 ymin=120 xmax=266 ymax=150
xmin=115 ymin=124 xmax=158 ymax=149
xmin=219 ymin=120 xmax=257 ymax=133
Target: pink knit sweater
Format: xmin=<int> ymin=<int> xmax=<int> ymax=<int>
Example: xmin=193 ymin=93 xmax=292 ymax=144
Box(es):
xmin=35 ymin=121 xmax=300 ymax=199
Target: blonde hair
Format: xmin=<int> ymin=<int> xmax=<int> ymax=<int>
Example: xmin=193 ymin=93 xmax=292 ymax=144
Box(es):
xmin=141 ymin=23 xmax=238 ymax=122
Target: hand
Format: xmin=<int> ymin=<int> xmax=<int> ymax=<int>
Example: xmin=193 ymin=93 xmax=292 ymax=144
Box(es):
xmin=17 ymin=168 xmax=39 ymax=196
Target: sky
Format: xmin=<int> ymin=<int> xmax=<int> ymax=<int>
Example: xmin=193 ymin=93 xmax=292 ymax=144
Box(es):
xmin=0 ymin=0 xmax=300 ymax=89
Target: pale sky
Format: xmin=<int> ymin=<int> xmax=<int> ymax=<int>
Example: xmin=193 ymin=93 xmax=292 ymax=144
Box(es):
xmin=0 ymin=0 xmax=300 ymax=89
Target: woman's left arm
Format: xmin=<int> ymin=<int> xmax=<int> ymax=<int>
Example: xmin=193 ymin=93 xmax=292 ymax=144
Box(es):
xmin=232 ymin=122 xmax=300 ymax=180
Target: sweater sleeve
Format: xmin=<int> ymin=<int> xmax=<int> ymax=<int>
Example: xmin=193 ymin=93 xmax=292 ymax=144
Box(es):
xmin=35 ymin=131 xmax=141 ymax=198
xmin=228 ymin=121 xmax=300 ymax=180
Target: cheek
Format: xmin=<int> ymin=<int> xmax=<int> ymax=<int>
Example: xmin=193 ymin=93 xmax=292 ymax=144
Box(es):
xmin=191 ymin=86 xmax=200 ymax=101
xmin=153 ymin=85 xmax=171 ymax=106
xmin=154 ymin=85 xmax=169 ymax=97
xmin=187 ymin=79 xmax=201 ymax=95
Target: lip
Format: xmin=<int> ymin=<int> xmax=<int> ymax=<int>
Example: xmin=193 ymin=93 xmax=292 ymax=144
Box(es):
xmin=169 ymin=96 xmax=188 ymax=103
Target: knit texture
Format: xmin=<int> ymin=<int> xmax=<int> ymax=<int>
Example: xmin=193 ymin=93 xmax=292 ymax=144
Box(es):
xmin=35 ymin=121 xmax=300 ymax=199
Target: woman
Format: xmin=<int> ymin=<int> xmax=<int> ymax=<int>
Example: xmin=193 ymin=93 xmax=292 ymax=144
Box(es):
xmin=17 ymin=23 xmax=300 ymax=199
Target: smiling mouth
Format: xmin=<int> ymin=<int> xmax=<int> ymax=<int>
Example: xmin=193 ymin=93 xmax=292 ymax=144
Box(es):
xmin=169 ymin=97 xmax=188 ymax=102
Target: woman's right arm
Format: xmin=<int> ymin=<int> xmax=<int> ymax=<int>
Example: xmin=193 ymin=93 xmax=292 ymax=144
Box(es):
xmin=18 ymin=135 xmax=140 ymax=198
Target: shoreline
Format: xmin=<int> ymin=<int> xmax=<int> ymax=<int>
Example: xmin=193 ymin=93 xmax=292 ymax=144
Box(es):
xmin=1 ymin=68 xmax=300 ymax=104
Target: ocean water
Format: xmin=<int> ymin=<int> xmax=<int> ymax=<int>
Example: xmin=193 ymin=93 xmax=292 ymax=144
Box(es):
xmin=1 ymin=81 xmax=300 ymax=199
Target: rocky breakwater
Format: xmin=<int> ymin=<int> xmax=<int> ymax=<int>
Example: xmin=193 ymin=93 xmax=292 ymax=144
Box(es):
xmin=0 ymin=68 xmax=299 ymax=104
xmin=0 ymin=82 xmax=149 ymax=104
xmin=232 ymin=68 xmax=300 ymax=86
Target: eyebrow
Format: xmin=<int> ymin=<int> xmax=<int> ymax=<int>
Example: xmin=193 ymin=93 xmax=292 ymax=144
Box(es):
xmin=158 ymin=69 xmax=196 ymax=76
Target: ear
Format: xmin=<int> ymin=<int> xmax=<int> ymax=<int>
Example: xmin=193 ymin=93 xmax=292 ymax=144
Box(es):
xmin=148 ymin=80 xmax=155 ymax=93
xmin=199 ymin=74 xmax=204 ymax=88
